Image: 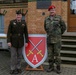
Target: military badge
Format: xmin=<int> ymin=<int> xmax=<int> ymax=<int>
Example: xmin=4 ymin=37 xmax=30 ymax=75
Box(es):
xmin=22 ymin=24 xmax=25 ymax=26
xmin=13 ymin=22 xmax=16 ymax=25
xmin=23 ymin=34 xmax=47 ymax=68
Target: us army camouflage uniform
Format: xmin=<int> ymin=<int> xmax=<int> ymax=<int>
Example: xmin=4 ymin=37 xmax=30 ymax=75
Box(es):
xmin=44 ymin=15 xmax=66 ymax=67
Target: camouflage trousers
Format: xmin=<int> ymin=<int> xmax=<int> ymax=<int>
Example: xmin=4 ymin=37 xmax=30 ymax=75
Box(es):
xmin=47 ymin=41 xmax=61 ymax=67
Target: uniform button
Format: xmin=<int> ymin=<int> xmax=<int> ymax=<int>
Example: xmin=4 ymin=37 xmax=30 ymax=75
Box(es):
xmin=18 ymin=34 xmax=20 ymax=36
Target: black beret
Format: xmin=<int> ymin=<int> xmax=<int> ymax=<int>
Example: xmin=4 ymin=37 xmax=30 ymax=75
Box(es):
xmin=16 ymin=10 xmax=22 ymax=14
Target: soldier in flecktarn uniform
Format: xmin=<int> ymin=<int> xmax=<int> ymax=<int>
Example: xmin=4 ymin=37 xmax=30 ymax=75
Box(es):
xmin=7 ymin=10 xmax=29 ymax=74
xmin=44 ymin=5 xmax=66 ymax=74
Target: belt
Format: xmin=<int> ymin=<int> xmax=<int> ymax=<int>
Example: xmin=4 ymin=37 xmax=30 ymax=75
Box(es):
xmin=12 ymin=33 xmax=23 ymax=36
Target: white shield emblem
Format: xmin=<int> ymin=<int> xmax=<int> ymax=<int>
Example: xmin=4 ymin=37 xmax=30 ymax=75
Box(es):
xmin=23 ymin=34 xmax=47 ymax=68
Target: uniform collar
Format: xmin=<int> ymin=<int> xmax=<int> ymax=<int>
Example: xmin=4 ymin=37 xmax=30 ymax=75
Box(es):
xmin=49 ymin=14 xmax=56 ymax=18
xmin=15 ymin=19 xmax=22 ymax=23
xmin=17 ymin=20 xmax=21 ymax=22
xmin=48 ymin=14 xmax=57 ymax=20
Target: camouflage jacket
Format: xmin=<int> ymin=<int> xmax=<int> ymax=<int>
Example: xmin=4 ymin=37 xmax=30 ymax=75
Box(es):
xmin=44 ymin=15 xmax=66 ymax=43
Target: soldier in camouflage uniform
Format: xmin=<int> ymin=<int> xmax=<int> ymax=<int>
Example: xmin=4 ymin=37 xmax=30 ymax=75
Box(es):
xmin=7 ymin=10 xmax=29 ymax=74
xmin=44 ymin=5 xmax=66 ymax=74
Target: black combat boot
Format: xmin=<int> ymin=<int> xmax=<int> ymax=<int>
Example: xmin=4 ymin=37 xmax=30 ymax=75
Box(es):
xmin=17 ymin=69 xmax=22 ymax=73
xmin=10 ymin=70 xmax=15 ymax=74
xmin=56 ymin=65 xmax=61 ymax=74
xmin=46 ymin=64 xmax=54 ymax=72
xmin=10 ymin=69 xmax=18 ymax=74
xmin=46 ymin=66 xmax=54 ymax=72
xmin=46 ymin=60 xmax=54 ymax=72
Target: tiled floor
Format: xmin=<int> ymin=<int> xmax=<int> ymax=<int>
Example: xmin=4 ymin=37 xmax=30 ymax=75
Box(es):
xmin=0 ymin=50 xmax=76 ymax=75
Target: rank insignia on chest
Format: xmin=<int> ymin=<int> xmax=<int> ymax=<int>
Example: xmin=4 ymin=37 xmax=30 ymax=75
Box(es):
xmin=22 ymin=24 xmax=25 ymax=26
xmin=13 ymin=22 xmax=16 ymax=25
